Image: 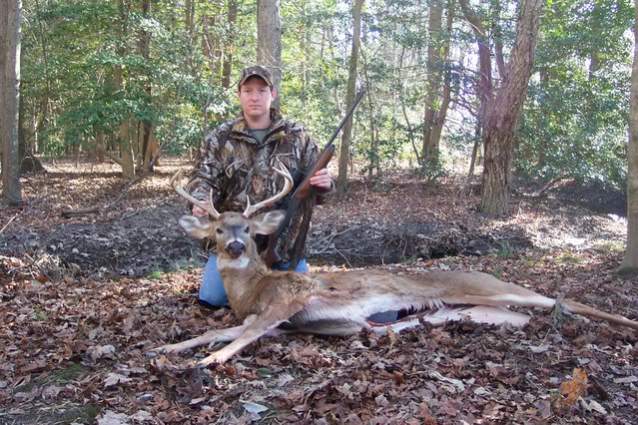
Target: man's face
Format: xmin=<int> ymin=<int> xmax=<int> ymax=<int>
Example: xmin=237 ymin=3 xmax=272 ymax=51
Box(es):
xmin=238 ymin=77 xmax=275 ymax=123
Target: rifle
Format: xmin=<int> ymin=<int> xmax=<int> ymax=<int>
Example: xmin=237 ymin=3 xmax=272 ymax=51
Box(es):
xmin=263 ymin=88 xmax=367 ymax=269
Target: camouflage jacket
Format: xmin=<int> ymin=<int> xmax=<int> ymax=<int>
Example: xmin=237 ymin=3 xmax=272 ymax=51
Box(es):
xmin=187 ymin=110 xmax=329 ymax=263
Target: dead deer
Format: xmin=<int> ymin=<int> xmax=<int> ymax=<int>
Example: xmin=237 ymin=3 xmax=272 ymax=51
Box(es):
xmin=152 ymin=164 xmax=638 ymax=367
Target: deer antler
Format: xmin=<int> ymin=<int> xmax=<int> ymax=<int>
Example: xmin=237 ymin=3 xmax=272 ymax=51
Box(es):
xmin=243 ymin=162 xmax=294 ymax=218
xmin=170 ymin=170 xmax=221 ymax=220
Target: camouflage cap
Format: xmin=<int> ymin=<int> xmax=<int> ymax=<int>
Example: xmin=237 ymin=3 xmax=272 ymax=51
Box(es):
xmin=238 ymin=65 xmax=274 ymax=89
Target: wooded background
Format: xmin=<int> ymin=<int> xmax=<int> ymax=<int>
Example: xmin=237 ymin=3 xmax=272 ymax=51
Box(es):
xmin=4 ymin=3 xmax=638 ymax=422
xmin=1 ymin=0 xmax=635 ymax=221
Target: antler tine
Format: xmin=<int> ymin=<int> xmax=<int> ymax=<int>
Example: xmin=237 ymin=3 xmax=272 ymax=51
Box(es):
xmin=170 ymin=170 xmax=221 ymax=220
xmin=243 ymin=162 xmax=294 ymax=218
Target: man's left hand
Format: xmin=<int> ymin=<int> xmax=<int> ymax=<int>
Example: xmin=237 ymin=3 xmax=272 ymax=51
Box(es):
xmin=309 ymin=168 xmax=332 ymax=191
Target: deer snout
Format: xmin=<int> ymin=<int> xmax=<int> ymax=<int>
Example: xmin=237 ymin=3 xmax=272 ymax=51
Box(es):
xmin=225 ymin=241 xmax=246 ymax=259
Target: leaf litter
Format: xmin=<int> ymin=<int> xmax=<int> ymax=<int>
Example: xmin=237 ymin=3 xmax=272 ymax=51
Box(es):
xmin=0 ymin=160 xmax=637 ymax=424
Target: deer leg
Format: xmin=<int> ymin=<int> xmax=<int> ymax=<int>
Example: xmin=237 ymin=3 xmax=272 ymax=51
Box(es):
xmin=367 ymin=306 xmax=531 ymax=334
xmin=197 ymin=303 xmax=305 ymax=366
xmin=294 ymin=319 xmax=366 ymax=336
xmin=440 ymin=273 xmax=638 ymax=330
xmin=440 ymin=273 xmax=556 ymax=310
xmin=151 ymin=315 xmax=257 ymax=355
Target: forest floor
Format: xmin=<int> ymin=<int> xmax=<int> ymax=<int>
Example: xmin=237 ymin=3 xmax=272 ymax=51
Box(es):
xmin=0 ymin=158 xmax=636 ymax=424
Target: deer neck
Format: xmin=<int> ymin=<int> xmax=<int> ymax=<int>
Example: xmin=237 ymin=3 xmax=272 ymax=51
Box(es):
xmin=217 ymin=253 xmax=270 ymax=319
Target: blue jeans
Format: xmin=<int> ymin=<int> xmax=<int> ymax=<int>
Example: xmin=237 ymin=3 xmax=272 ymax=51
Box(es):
xmin=199 ymin=255 xmax=309 ymax=307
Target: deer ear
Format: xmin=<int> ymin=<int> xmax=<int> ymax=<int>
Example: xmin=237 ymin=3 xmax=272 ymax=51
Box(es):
xmin=252 ymin=210 xmax=285 ymax=235
xmin=178 ymin=215 xmax=214 ymax=239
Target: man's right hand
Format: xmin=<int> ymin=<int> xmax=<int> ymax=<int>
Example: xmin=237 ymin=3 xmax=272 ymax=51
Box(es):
xmin=192 ymin=205 xmax=208 ymax=217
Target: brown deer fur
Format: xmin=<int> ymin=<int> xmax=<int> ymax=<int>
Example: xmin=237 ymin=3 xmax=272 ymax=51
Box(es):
xmin=151 ymin=168 xmax=638 ymax=367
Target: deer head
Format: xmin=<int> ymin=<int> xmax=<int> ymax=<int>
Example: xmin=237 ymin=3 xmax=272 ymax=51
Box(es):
xmin=171 ymin=163 xmax=294 ymax=264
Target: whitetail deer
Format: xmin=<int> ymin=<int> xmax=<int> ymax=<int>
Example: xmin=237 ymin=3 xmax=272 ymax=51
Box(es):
xmin=152 ymin=163 xmax=638 ymax=367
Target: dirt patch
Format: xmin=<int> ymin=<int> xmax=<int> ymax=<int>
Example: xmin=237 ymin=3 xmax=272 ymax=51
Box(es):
xmin=0 ymin=165 xmax=627 ymax=279
xmin=1 ymin=205 xmax=533 ymax=277
xmin=1 ymin=167 xmax=543 ymax=277
xmin=1 ymin=200 xmax=201 ymax=279
xmin=310 ymin=220 xmax=532 ymax=266
xmin=518 ymin=178 xmax=627 ymax=217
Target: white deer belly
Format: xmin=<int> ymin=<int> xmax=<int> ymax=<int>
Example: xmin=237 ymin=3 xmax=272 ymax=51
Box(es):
xmin=295 ymin=294 xmax=424 ymax=324
xmin=292 ymin=293 xmax=531 ymax=330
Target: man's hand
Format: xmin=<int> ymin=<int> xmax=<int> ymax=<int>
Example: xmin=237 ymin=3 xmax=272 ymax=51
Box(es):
xmin=309 ymin=168 xmax=332 ymax=191
xmin=192 ymin=205 xmax=208 ymax=217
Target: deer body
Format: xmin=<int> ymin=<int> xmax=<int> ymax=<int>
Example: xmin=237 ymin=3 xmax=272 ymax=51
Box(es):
xmin=154 ymin=166 xmax=638 ymax=367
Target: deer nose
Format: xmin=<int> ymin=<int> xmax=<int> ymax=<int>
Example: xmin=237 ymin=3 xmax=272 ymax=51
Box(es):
xmin=226 ymin=241 xmax=245 ymax=259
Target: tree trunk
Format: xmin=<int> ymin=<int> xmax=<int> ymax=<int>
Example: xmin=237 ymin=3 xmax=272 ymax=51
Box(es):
xmin=221 ymin=0 xmax=237 ymax=89
xmin=459 ymin=0 xmax=493 ymax=118
xmin=459 ymin=0 xmax=493 ymax=186
xmin=422 ymin=0 xmax=444 ymax=166
xmin=138 ymin=0 xmax=153 ymax=172
xmin=201 ymin=15 xmax=220 ymax=83
xmin=360 ymin=47 xmax=379 ymax=179
xmin=337 ymin=0 xmax=364 ymax=194
xmin=33 ymin=0 xmax=51 ymax=155
xmin=19 ymin=90 xmax=44 ymax=174
xmin=619 ymin=4 xmax=638 ymax=273
xmin=116 ymin=0 xmax=135 ymax=179
xmin=479 ymin=0 xmax=544 ymax=215
xmin=118 ymin=118 xmax=135 ymax=179
xmin=257 ymin=0 xmax=282 ymax=109
xmin=467 ymin=117 xmax=482 ymax=181
xmin=428 ymin=0 xmax=455 ymax=164
xmin=18 ymin=82 xmax=27 ymax=165
xmin=1 ymin=0 xmax=23 ymax=205
xmin=95 ymin=132 xmax=106 ymax=162
xmin=491 ymin=0 xmax=506 ymax=82
xmin=588 ymin=2 xmax=601 ymax=81
xmin=143 ymin=129 xmax=160 ymax=169
xmin=184 ymin=0 xmax=197 ymax=77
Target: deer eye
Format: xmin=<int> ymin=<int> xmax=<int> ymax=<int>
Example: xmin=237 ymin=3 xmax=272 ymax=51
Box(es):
xmin=244 ymin=226 xmax=250 ymax=233
xmin=216 ymin=228 xmax=223 ymax=235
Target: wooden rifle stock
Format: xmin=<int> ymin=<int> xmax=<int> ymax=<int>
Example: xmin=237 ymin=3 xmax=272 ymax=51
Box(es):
xmin=263 ymin=88 xmax=366 ymax=268
xmin=262 ymin=149 xmax=333 ymax=267
xmin=291 ymin=145 xmax=335 ymax=201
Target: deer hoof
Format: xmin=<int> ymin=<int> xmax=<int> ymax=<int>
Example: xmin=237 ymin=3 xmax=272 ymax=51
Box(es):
xmin=197 ymin=350 xmax=230 ymax=367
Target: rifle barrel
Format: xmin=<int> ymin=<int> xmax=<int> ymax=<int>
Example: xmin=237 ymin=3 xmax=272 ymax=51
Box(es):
xmin=325 ymin=88 xmax=366 ymax=148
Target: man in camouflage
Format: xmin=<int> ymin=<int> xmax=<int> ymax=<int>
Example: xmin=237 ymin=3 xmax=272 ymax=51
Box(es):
xmin=187 ymin=65 xmax=333 ymax=307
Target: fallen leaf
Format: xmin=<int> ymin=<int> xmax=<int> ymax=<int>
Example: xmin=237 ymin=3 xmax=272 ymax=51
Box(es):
xmin=583 ymin=399 xmax=608 ymax=415
xmin=429 ymin=370 xmax=465 ymax=392
xmin=88 ymin=344 xmax=116 ymax=362
xmin=375 ymin=394 xmax=389 ymax=407
xmin=189 ymin=397 xmax=206 ymax=405
xmin=97 ymin=410 xmax=130 ymax=425
xmin=534 ymin=399 xmax=552 ymax=419
xmin=241 ymin=401 xmax=268 ymax=415
xmin=473 ymin=386 xmax=490 ymax=396
xmin=613 ymin=376 xmax=638 ymax=384
xmin=130 ymin=410 xmax=154 ymax=423
xmin=21 ymin=359 xmax=47 ymax=373
xmin=529 ymin=344 xmax=550 ymax=354
xmin=559 ymin=368 xmax=588 ymax=407
xmin=104 ymin=373 xmax=132 ymax=388
xmin=41 ymin=385 xmax=63 ymax=400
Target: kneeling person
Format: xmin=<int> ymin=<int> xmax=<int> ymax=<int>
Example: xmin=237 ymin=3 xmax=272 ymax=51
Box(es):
xmin=186 ymin=65 xmax=333 ymax=307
